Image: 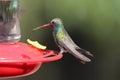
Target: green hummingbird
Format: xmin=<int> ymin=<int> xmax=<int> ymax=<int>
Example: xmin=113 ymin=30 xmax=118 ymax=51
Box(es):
xmin=33 ymin=18 xmax=93 ymax=63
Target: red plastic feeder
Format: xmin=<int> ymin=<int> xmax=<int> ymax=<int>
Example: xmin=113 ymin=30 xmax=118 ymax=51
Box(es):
xmin=0 ymin=42 xmax=62 ymax=78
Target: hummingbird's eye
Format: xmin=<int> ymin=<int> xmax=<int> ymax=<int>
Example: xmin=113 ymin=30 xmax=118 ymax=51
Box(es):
xmin=51 ymin=21 xmax=55 ymax=24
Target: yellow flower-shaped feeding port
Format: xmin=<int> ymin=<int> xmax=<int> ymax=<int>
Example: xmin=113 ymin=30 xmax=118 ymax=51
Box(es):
xmin=27 ymin=39 xmax=47 ymax=50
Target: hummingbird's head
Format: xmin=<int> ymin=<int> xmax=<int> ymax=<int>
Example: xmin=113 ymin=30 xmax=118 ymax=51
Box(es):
xmin=50 ymin=18 xmax=63 ymax=27
xmin=33 ymin=18 xmax=63 ymax=31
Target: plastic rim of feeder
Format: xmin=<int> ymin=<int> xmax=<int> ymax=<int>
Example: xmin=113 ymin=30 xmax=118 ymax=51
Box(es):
xmin=0 ymin=42 xmax=62 ymax=78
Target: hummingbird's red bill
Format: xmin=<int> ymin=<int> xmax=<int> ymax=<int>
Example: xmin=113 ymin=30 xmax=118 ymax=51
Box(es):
xmin=33 ymin=23 xmax=52 ymax=31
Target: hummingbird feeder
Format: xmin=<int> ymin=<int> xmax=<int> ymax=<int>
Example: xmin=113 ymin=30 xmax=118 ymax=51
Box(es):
xmin=0 ymin=0 xmax=62 ymax=78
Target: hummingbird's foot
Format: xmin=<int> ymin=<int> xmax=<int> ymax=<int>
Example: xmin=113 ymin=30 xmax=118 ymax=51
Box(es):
xmin=59 ymin=48 xmax=67 ymax=54
xmin=59 ymin=50 xmax=64 ymax=54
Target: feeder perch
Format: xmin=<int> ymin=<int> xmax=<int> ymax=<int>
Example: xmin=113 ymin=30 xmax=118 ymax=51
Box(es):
xmin=0 ymin=0 xmax=63 ymax=78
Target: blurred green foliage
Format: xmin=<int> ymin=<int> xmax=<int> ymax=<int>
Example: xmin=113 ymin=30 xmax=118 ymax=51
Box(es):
xmin=19 ymin=0 xmax=120 ymax=80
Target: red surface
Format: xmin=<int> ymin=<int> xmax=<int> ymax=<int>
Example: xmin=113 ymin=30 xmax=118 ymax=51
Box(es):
xmin=0 ymin=42 xmax=62 ymax=78
xmin=0 ymin=63 xmax=41 ymax=77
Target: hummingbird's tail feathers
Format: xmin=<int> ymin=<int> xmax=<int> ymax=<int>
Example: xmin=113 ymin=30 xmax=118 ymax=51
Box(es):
xmin=73 ymin=51 xmax=91 ymax=63
xmin=69 ymin=48 xmax=92 ymax=63
xmin=75 ymin=48 xmax=93 ymax=63
xmin=75 ymin=48 xmax=93 ymax=57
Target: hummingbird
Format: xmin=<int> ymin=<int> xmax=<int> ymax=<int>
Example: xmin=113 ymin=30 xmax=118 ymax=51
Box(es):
xmin=33 ymin=18 xmax=93 ymax=63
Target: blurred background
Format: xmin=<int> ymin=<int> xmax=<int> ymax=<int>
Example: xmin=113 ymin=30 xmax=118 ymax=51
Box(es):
xmin=5 ymin=0 xmax=120 ymax=80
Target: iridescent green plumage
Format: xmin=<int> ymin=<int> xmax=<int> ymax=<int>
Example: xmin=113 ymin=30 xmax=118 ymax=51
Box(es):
xmin=33 ymin=18 xmax=93 ymax=63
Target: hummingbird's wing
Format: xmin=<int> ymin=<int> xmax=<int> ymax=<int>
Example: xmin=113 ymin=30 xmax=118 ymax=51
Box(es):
xmin=62 ymin=27 xmax=93 ymax=56
xmin=58 ymin=37 xmax=92 ymax=63
xmin=62 ymin=27 xmax=79 ymax=48
xmin=57 ymin=28 xmax=91 ymax=62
